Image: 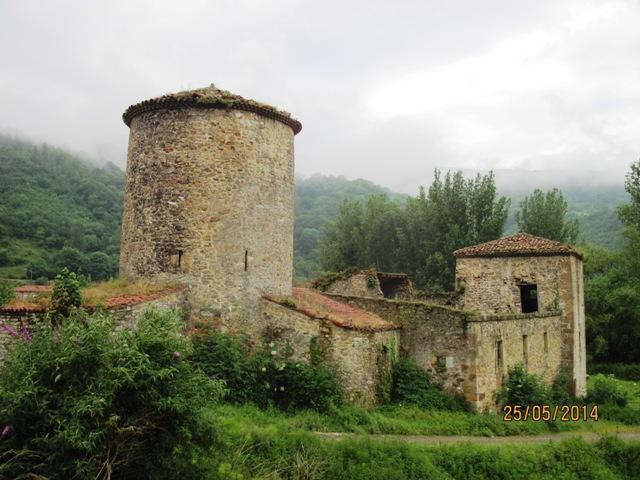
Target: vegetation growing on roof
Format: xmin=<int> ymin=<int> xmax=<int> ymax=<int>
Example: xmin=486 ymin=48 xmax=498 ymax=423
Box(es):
xmin=311 ymin=266 xmax=360 ymax=291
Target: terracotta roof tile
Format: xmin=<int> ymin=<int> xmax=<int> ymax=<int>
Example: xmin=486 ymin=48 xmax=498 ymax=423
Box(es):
xmin=15 ymin=285 xmax=52 ymax=293
xmin=265 ymin=287 xmax=398 ymax=332
xmin=123 ymin=84 xmax=302 ymax=134
xmin=454 ymin=233 xmax=582 ymax=259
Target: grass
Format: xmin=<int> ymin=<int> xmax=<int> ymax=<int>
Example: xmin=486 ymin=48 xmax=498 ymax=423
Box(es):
xmin=1 ymin=277 xmax=183 ymax=310
xmin=206 ymin=423 xmax=640 ymax=480
xmin=80 ymin=277 xmax=183 ymax=307
xmin=208 ymin=402 xmax=638 ymax=440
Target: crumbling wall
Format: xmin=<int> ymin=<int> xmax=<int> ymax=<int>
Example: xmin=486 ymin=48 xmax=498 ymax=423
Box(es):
xmin=322 ymin=271 xmax=383 ymax=298
xmin=255 ymin=298 xmax=400 ymax=406
xmin=456 ymin=255 xmax=586 ymax=397
xmin=324 ymin=294 xmax=473 ymax=396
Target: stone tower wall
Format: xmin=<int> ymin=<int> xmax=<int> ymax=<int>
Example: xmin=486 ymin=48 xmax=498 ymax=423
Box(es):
xmin=455 ymin=255 xmax=586 ymax=397
xmin=120 ymin=107 xmax=295 ymax=317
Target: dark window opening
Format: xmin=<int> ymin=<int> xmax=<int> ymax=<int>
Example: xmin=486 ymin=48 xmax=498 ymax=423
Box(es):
xmin=543 ymin=331 xmax=548 ymax=354
xmin=519 ymin=284 xmax=538 ymax=313
xmin=495 ymin=340 xmax=503 ymax=374
xmin=177 ymin=250 xmax=183 ymax=268
xmin=377 ymin=273 xmax=410 ymax=299
xmin=244 ymin=250 xmax=248 ymax=272
xmin=522 ymin=335 xmax=529 ymax=366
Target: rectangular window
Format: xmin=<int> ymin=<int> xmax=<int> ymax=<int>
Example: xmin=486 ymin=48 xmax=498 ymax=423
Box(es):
xmin=523 ymin=335 xmax=529 ymax=367
xmin=519 ymin=284 xmax=539 ymax=313
xmin=543 ymin=331 xmax=548 ymax=354
xmin=244 ymin=249 xmax=248 ymax=272
xmin=495 ymin=340 xmax=503 ymax=374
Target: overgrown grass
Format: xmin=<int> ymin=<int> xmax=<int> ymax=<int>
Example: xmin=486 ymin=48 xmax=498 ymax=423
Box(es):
xmin=81 ymin=277 xmax=183 ymax=306
xmin=206 ymin=426 xmax=640 ymax=480
xmin=208 ymin=402 xmax=638 ymax=439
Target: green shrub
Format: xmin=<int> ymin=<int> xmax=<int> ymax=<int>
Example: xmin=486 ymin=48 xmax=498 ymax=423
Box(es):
xmin=495 ymin=363 xmax=550 ymax=407
xmin=590 ymin=363 xmax=640 ymax=381
xmin=191 ymin=327 xmax=258 ymax=404
xmin=0 ymin=309 xmax=224 ymax=479
xmin=391 ymin=358 xmax=469 ymax=411
xmin=549 ymin=364 xmax=574 ymax=405
xmin=0 ymin=280 xmax=14 ymax=306
xmin=49 ymin=267 xmax=82 ymax=321
xmin=588 ymin=374 xmax=629 ymax=407
xmin=192 ymin=328 xmax=342 ymax=412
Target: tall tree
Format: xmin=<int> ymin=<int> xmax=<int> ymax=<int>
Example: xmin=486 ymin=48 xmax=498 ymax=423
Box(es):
xmin=515 ymin=188 xmax=579 ymax=243
xmin=618 ymin=158 xmax=640 ymax=228
xmin=319 ymin=170 xmax=509 ymax=291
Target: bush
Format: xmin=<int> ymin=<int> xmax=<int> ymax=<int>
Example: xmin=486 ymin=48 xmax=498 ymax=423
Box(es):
xmin=391 ymin=358 xmax=469 ymax=411
xmin=590 ymin=363 xmax=640 ymax=381
xmin=495 ymin=363 xmax=551 ymax=407
xmin=192 ymin=327 xmax=342 ymax=412
xmin=0 ymin=309 xmax=224 ymax=479
xmin=49 ymin=267 xmax=82 ymax=321
xmin=0 ymin=280 xmax=14 ymax=306
xmin=588 ymin=374 xmax=629 ymax=407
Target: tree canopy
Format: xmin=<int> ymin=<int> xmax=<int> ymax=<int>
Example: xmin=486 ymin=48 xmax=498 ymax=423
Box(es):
xmin=515 ymin=188 xmax=579 ymax=243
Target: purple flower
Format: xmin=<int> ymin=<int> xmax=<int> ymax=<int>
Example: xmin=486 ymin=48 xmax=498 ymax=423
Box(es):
xmin=19 ymin=321 xmax=32 ymax=343
xmin=172 ymin=351 xmax=181 ymax=360
xmin=1 ymin=425 xmax=12 ymax=439
xmin=1 ymin=324 xmax=18 ymax=337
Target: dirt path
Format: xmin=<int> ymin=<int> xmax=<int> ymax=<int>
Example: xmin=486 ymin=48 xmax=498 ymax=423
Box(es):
xmin=315 ymin=430 xmax=640 ymax=445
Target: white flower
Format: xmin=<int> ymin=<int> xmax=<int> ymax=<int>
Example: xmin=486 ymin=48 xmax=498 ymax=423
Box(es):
xmin=279 ymin=386 xmax=285 ymax=391
xmin=270 ymin=350 xmax=277 ymax=356
xmin=261 ymin=367 xmax=267 ymax=372
xmin=269 ymin=342 xmax=275 ymax=348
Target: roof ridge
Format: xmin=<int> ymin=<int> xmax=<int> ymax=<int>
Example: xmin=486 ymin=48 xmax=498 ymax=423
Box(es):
xmin=454 ymin=232 xmax=582 ymax=259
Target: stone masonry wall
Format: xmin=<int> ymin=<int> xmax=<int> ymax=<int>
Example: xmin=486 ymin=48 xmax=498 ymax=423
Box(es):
xmin=455 ymin=256 xmax=566 ymax=315
xmin=253 ymin=299 xmax=400 ymax=406
xmin=323 ymin=272 xmax=383 ymax=298
xmin=120 ymin=107 xmax=295 ymax=320
xmin=465 ymin=313 xmax=564 ymax=411
xmin=324 ymin=294 xmax=472 ymax=395
xmin=456 ymin=255 xmax=586 ymax=397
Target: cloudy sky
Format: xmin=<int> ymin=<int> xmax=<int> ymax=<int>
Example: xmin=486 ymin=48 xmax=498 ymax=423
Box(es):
xmin=1 ymin=0 xmax=639 ymax=193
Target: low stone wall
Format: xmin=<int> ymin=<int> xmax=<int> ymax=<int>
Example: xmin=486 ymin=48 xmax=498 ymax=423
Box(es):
xmin=0 ymin=290 xmax=187 ymax=360
xmin=254 ymin=298 xmax=400 ymax=406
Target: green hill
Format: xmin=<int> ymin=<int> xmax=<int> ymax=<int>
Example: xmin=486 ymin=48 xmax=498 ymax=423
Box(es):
xmin=0 ymin=136 xmax=627 ymax=282
xmin=0 ymin=136 xmax=124 ymax=281
xmin=294 ymin=175 xmax=406 ymax=279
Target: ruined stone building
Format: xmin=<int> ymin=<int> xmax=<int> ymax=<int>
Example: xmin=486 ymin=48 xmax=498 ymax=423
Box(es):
xmin=118 ymin=85 xmax=586 ymax=411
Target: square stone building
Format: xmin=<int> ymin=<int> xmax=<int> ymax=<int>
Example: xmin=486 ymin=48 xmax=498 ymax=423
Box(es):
xmin=307 ymin=233 xmax=586 ymax=411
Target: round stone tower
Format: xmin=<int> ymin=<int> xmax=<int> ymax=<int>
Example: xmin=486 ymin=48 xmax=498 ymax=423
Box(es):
xmin=119 ymin=84 xmax=301 ymax=321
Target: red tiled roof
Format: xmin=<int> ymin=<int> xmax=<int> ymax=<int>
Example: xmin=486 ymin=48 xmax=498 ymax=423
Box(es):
xmin=123 ymin=84 xmax=302 ymax=134
xmin=15 ymin=285 xmax=52 ymax=293
xmin=454 ymin=233 xmax=582 ymax=259
xmin=266 ymin=287 xmax=397 ymax=332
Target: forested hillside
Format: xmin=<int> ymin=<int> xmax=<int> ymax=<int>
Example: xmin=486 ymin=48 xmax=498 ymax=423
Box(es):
xmin=294 ymin=175 xmax=406 ymax=278
xmin=0 ymin=136 xmax=124 ymax=281
xmin=0 ymin=136 xmax=626 ymax=283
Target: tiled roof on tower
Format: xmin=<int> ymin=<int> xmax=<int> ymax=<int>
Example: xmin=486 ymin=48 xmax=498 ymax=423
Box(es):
xmin=122 ymin=84 xmax=302 ymax=134
xmin=453 ymin=232 xmax=582 ymax=259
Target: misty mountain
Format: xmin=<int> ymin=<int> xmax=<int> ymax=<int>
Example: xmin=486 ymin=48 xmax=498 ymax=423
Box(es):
xmin=0 ymin=136 xmax=627 ymax=281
